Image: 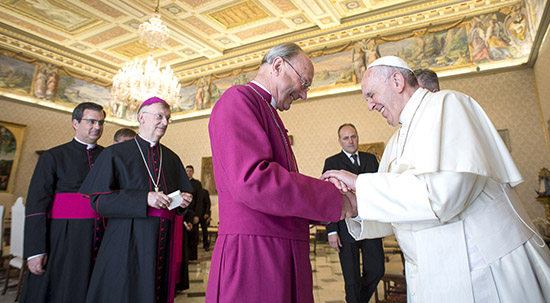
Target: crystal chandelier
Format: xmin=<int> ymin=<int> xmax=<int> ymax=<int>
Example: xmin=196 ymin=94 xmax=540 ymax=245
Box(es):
xmin=110 ymin=0 xmax=180 ymax=113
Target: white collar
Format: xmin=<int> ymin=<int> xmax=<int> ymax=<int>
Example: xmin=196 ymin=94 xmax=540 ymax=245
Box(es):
xmin=342 ymin=150 xmax=358 ymax=159
xmin=138 ymin=135 xmax=158 ymax=147
xmin=342 ymin=150 xmax=359 ymax=165
xmin=252 ymin=80 xmax=277 ymax=109
xmin=399 ymin=88 xmax=428 ymax=126
xmin=74 ymin=137 xmax=96 ymax=149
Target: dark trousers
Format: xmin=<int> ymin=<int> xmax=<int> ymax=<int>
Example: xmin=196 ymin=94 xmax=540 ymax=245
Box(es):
xmin=188 ymin=225 xmax=199 ymax=260
xmin=199 ymin=218 xmax=210 ymax=247
xmin=338 ymin=238 xmax=385 ymax=303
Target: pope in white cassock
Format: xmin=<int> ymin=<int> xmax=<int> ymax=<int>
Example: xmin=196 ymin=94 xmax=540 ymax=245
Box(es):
xmin=322 ymin=56 xmax=550 ymax=303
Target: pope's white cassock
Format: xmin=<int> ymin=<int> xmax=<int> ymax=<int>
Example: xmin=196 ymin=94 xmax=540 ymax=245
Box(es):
xmin=346 ymin=88 xmax=550 ymax=302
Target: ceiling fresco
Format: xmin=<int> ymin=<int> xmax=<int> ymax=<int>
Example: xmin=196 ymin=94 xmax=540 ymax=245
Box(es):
xmin=0 ymin=0 xmax=548 ymax=124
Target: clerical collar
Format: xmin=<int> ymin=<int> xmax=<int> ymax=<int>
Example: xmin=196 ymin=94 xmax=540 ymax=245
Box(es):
xmin=251 ymin=80 xmax=277 ymax=109
xmin=342 ymin=150 xmax=359 ymax=164
xmin=399 ymin=88 xmax=428 ymax=126
xmin=74 ymin=137 xmax=96 ymax=149
xmin=137 ymin=135 xmax=158 ymax=147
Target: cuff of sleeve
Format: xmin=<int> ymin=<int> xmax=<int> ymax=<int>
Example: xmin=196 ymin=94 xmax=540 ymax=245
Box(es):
xmin=27 ymin=253 xmax=47 ymax=261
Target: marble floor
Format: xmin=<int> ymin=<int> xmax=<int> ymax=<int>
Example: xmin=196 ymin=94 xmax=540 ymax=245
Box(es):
xmin=175 ymin=241 xmax=401 ymax=303
xmin=0 ymin=242 xmax=403 ymax=303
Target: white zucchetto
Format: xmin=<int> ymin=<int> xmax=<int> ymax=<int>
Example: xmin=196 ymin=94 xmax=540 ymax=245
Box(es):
xmin=367 ymin=55 xmax=413 ymax=72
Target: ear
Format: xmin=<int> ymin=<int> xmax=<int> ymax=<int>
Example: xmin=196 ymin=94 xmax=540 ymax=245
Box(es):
xmin=391 ymin=72 xmax=406 ymax=93
xmin=72 ymin=119 xmax=79 ymax=130
xmin=137 ymin=112 xmax=145 ymax=124
xmin=272 ymin=57 xmax=284 ymax=74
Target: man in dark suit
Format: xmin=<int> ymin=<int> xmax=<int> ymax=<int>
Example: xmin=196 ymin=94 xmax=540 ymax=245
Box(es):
xmin=186 ymin=165 xmax=203 ymax=260
xmin=322 ymin=123 xmax=385 ymax=303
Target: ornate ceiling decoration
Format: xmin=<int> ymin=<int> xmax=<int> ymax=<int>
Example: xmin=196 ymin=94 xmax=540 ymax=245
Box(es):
xmin=1 ymin=0 xmax=545 ymax=85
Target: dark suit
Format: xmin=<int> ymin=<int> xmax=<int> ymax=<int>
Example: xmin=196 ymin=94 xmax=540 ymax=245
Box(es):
xmin=323 ymin=151 xmax=385 ymax=303
xmin=188 ymin=178 xmax=203 ymax=260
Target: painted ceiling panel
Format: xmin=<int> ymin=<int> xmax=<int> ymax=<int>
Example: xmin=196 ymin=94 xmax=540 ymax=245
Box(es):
xmin=0 ymin=0 xmax=546 ymax=85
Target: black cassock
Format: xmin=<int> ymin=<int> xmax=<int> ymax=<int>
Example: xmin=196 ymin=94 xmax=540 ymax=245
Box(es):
xmin=21 ymin=139 xmax=105 ymax=303
xmin=79 ymin=136 xmax=192 ymax=303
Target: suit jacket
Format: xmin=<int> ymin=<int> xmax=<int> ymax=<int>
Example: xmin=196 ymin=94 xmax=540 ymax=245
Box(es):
xmin=323 ymin=151 xmax=379 ymax=243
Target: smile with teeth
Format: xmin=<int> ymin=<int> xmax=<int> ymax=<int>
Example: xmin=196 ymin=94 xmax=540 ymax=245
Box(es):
xmin=379 ymin=106 xmax=385 ymax=114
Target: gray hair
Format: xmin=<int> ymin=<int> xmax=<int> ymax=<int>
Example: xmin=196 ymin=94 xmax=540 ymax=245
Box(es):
xmin=261 ymin=43 xmax=304 ymax=65
xmin=414 ymin=69 xmax=440 ymax=91
xmin=373 ymin=65 xmax=418 ymax=87
xmin=113 ymin=128 xmax=137 ymax=142
xmin=338 ymin=123 xmax=358 ymax=138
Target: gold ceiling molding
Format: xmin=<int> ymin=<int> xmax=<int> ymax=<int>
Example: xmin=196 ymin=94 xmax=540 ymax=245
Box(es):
xmin=176 ymin=0 xmax=519 ymax=80
xmin=1 ymin=0 xmax=102 ymax=34
xmin=0 ymin=27 xmax=115 ymax=82
xmin=377 ymin=17 xmax=465 ymax=42
xmin=207 ymin=1 xmax=270 ymax=29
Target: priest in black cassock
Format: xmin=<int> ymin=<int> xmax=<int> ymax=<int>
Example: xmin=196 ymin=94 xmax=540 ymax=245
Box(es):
xmin=21 ymin=102 xmax=106 ymax=303
xmin=79 ymin=97 xmax=193 ymax=303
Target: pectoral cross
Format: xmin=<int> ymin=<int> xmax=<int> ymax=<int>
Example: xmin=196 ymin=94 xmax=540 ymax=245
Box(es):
xmin=155 ymin=187 xmax=159 ymax=192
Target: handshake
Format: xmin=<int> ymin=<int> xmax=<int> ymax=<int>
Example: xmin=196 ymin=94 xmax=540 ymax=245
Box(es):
xmin=321 ymin=170 xmax=358 ymax=220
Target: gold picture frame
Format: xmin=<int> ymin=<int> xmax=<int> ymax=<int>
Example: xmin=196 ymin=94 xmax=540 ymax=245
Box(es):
xmin=201 ymin=156 xmax=217 ymax=195
xmin=0 ymin=121 xmax=26 ymax=193
xmin=358 ymin=142 xmax=385 ymax=163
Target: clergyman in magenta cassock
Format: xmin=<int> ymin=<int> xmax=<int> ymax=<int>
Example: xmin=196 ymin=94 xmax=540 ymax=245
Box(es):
xmin=206 ymin=43 xmax=353 ymax=302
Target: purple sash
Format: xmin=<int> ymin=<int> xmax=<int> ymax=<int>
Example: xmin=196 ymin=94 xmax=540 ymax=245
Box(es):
xmin=49 ymin=193 xmax=98 ymax=219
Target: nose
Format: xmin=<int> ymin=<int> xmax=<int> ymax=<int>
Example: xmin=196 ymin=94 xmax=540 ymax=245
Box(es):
xmin=299 ymin=89 xmax=308 ymax=101
xmin=160 ymin=116 xmax=169 ymax=125
xmin=366 ymin=100 xmax=375 ymax=111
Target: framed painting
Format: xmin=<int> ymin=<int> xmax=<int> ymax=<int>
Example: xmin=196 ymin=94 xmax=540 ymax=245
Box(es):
xmin=201 ymin=156 xmax=217 ymax=195
xmin=0 ymin=121 xmax=26 ymax=193
xmin=358 ymin=142 xmax=385 ymax=163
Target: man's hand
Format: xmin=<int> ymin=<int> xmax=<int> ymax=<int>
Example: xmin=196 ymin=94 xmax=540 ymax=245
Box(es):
xmin=28 ymin=254 xmax=48 ymax=275
xmin=328 ymin=233 xmax=342 ymax=253
xmin=147 ymin=191 xmax=172 ymax=209
xmin=184 ymin=221 xmax=193 ymax=231
xmin=340 ymin=192 xmax=357 ymax=220
xmin=321 ymin=170 xmax=358 ymax=192
xmin=193 ymin=216 xmax=200 ymax=224
xmin=179 ymin=192 xmax=192 ymax=208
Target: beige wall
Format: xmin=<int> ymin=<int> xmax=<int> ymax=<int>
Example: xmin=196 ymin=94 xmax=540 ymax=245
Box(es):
xmin=1 ymin=66 xmax=549 ymax=224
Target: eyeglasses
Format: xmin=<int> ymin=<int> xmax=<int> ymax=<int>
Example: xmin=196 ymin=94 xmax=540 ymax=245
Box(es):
xmin=81 ymin=119 xmax=105 ymax=126
xmin=142 ymin=111 xmax=172 ymax=123
xmin=282 ymin=58 xmax=311 ymax=91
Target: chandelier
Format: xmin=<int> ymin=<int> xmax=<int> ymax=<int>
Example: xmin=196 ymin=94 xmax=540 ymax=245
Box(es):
xmin=110 ymin=0 xmax=180 ymax=113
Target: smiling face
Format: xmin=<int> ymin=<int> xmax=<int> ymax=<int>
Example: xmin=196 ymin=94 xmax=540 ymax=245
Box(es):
xmin=138 ymin=103 xmax=171 ymax=142
xmin=361 ymin=67 xmax=407 ymax=127
xmin=73 ymin=109 xmax=104 ymax=144
xmin=273 ymin=53 xmax=313 ymax=111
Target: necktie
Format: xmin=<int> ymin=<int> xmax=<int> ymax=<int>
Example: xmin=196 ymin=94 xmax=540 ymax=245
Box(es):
xmin=351 ymin=154 xmax=360 ymax=171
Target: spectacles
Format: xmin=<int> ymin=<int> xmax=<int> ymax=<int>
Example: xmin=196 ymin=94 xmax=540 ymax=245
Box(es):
xmin=282 ymin=58 xmax=310 ymax=91
xmin=81 ymin=119 xmax=105 ymax=126
xmin=142 ymin=111 xmax=172 ymax=123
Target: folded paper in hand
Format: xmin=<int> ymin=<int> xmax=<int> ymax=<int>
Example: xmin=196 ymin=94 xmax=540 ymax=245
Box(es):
xmin=168 ymin=190 xmax=183 ymax=210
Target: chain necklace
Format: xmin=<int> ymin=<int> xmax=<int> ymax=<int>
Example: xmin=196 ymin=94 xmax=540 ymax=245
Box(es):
xmin=134 ymin=137 xmax=163 ymax=192
xmin=246 ymin=84 xmax=298 ymax=172
xmin=396 ymin=90 xmax=428 ymax=158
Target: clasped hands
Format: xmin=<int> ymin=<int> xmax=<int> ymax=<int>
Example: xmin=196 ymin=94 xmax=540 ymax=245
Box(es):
xmin=147 ymin=191 xmax=193 ymax=209
xmin=321 ymin=170 xmax=358 ymax=220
